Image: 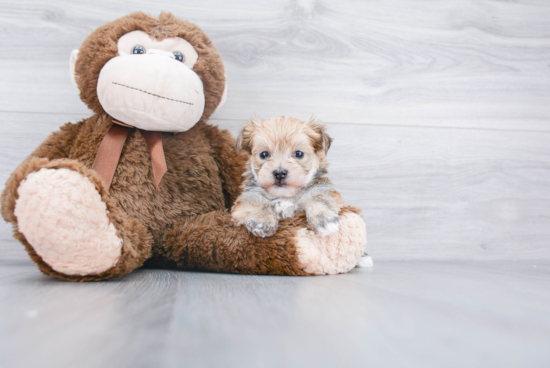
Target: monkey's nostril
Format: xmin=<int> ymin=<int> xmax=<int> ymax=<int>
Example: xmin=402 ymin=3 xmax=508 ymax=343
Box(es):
xmin=273 ymin=169 xmax=288 ymax=181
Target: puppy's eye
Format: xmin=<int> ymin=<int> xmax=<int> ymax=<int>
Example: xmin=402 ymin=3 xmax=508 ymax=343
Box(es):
xmin=294 ymin=151 xmax=304 ymax=159
xmin=132 ymin=45 xmax=146 ymax=54
xmin=173 ymin=51 xmax=185 ymax=62
xmin=259 ymin=151 xmax=269 ymax=159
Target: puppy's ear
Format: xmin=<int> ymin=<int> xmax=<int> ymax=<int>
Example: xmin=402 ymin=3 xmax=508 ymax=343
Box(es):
xmin=236 ymin=116 xmax=262 ymax=153
xmin=305 ymin=116 xmax=333 ymax=154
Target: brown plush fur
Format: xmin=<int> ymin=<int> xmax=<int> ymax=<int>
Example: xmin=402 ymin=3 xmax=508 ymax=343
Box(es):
xmin=164 ymin=206 xmax=361 ymax=275
xmin=2 ymin=155 xmax=152 ymax=281
xmin=1 ymin=12 xmax=363 ymax=281
xmin=1 ymin=113 xmax=248 ymax=280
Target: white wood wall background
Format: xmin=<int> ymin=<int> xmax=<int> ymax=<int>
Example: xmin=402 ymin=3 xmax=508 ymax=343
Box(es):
xmin=1 ymin=0 xmax=549 ymax=261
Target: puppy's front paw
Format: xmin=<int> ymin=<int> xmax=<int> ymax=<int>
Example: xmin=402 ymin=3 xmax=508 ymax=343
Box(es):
xmin=246 ymin=218 xmax=278 ymax=238
xmin=310 ymin=211 xmax=342 ymax=237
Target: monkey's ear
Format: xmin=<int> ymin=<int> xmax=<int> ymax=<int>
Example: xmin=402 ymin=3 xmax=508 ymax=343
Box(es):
xmin=69 ymin=49 xmax=79 ymax=92
xmin=235 ymin=116 xmax=262 ymax=153
xmin=305 ymin=116 xmax=333 ymax=154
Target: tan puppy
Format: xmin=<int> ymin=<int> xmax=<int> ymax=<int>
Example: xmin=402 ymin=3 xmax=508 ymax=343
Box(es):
xmin=232 ymin=116 xmax=344 ymax=238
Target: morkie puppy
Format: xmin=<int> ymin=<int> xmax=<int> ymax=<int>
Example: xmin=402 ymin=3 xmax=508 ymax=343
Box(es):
xmin=231 ymin=116 xmax=344 ymax=238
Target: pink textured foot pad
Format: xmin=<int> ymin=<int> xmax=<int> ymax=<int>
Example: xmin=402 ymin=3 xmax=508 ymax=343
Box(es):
xmin=294 ymin=212 xmax=367 ymax=275
xmin=14 ymin=168 xmax=122 ymax=276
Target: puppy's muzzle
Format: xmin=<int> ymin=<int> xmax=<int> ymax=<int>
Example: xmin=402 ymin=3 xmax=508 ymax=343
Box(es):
xmin=273 ymin=169 xmax=288 ymax=185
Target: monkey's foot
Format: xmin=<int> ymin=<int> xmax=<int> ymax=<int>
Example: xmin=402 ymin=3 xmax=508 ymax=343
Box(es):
xmin=294 ymin=211 xmax=367 ymax=275
xmin=14 ymin=168 xmax=122 ymax=276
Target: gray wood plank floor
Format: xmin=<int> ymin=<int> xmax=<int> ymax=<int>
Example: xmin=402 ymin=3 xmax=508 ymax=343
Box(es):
xmin=1 ymin=258 xmax=549 ymax=368
xmin=1 ymin=1 xmax=550 ymax=367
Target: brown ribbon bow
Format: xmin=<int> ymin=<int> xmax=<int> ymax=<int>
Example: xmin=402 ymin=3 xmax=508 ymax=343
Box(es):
xmin=92 ymin=120 xmax=167 ymax=190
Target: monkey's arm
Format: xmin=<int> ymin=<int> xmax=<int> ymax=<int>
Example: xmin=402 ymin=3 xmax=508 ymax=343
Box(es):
xmin=1 ymin=121 xmax=83 ymax=222
xmin=202 ymin=123 xmax=249 ymax=209
xmin=164 ymin=205 xmax=366 ymax=275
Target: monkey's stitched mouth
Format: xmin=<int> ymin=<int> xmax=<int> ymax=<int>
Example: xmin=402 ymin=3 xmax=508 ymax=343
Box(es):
xmin=112 ymin=82 xmax=194 ymax=106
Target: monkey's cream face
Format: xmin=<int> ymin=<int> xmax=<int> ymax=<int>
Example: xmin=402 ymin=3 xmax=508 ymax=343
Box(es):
xmin=249 ymin=117 xmax=322 ymax=198
xmin=86 ymin=31 xmax=206 ymax=132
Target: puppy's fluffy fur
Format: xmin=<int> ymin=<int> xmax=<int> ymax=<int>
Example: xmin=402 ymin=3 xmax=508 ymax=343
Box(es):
xmin=231 ymin=116 xmax=344 ymax=238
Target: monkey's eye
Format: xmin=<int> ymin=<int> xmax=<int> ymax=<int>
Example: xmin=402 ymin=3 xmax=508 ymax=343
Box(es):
xmin=132 ymin=45 xmax=146 ymax=54
xmin=259 ymin=151 xmax=269 ymax=159
xmin=173 ymin=51 xmax=185 ymax=63
xmin=294 ymin=151 xmax=304 ymax=159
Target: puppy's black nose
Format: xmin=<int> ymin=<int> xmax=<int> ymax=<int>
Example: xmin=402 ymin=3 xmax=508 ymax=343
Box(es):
xmin=273 ymin=169 xmax=288 ymax=181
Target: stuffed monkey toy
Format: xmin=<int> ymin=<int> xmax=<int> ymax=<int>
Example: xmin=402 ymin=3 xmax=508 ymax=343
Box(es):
xmin=0 ymin=12 xmax=367 ymax=281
